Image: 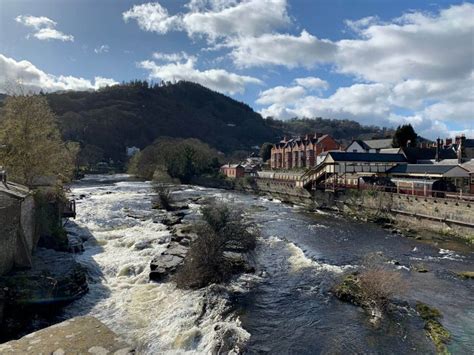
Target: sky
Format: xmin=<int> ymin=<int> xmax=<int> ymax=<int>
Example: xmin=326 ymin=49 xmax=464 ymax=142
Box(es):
xmin=0 ymin=0 xmax=473 ymax=139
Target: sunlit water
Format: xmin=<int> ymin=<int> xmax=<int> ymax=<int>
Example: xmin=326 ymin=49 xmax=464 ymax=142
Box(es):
xmin=63 ymin=175 xmax=474 ymax=354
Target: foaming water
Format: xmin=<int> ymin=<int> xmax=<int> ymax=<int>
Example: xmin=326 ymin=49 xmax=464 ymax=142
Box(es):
xmin=63 ymin=176 xmax=249 ymax=353
xmin=63 ymin=175 xmax=474 ymax=354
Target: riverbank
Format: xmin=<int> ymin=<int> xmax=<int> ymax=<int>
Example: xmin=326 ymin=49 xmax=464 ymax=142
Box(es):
xmin=4 ymin=174 xmax=473 ymax=353
xmin=0 ymin=316 xmax=134 ymax=354
xmin=191 ymin=175 xmax=474 ymax=248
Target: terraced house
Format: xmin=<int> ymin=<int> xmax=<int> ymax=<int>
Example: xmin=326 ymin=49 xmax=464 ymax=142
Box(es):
xmin=271 ymin=134 xmax=340 ymax=170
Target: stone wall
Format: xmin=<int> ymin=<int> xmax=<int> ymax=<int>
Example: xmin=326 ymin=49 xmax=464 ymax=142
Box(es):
xmin=251 ymin=178 xmax=474 ymax=240
xmin=0 ymin=194 xmax=36 ymax=275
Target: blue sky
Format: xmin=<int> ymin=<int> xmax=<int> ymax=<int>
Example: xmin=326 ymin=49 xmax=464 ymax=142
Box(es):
xmin=0 ymin=0 xmax=473 ymax=139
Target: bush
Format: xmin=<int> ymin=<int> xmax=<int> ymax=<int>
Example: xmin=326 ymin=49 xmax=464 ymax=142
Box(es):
xmin=153 ymin=184 xmax=173 ymax=211
xmin=334 ymin=253 xmax=406 ymax=317
xmin=34 ymin=189 xmax=69 ymax=251
xmin=174 ymin=202 xmax=258 ymax=289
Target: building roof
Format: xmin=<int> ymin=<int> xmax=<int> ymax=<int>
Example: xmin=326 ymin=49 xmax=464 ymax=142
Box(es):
xmin=363 ymin=138 xmax=393 ymax=150
xmin=465 ymin=139 xmax=474 ymax=148
xmin=221 ymin=163 xmax=243 ymax=169
xmin=326 ymin=152 xmax=406 ymax=163
xmin=386 ymin=164 xmax=469 ymax=177
xmin=401 ymin=147 xmax=457 ymax=163
xmin=0 ymin=181 xmax=31 ymax=200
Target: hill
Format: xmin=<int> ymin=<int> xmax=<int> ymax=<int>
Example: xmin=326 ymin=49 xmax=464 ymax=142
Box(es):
xmin=1 ymin=81 xmax=390 ymax=166
xmin=45 ymin=81 xmax=281 ymax=164
xmin=267 ymin=117 xmax=394 ymax=146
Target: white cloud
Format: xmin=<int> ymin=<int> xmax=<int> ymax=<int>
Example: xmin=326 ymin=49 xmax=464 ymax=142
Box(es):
xmin=152 ymin=51 xmax=193 ymax=62
xmin=256 ymin=85 xmax=306 ymax=105
xmin=0 ymin=54 xmax=117 ymax=93
xmin=15 ymin=15 xmax=56 ymax=30
xmin=181 ymin=0 xmax=290 ymax=41
xmin=249 ymin=4 xmax=473 ymax=139
xmin=294 ymin=77 xmax=328 ymax=90
xmin=122 ymin=0 xmax=290 ymax=41
xmin=122 ymin=2 xmax=182 ymax=34
xmin=94 ymin=45 xmax=110 ymax=54
xmin=138 ymin=57 xmax=262 ymax=94
xmin=15 ymin=15 xmax=74 ymax=41
xmin=230 ymin=30 xmax=337 ymax=68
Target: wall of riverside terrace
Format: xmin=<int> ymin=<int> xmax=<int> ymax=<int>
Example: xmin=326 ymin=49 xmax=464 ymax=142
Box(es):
xmin=249 ymin=178 xmax=474 ymax=240
xmin=330 ymin=189 xmax=474 ymax=241
xmin=0 ymin=193 xmax=37 ymax=275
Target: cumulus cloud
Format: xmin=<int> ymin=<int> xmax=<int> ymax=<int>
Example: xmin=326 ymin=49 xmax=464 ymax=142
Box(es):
xmin=123 ymin=2 xmax=182 ymax=34
xmin=294 ymin=77 xmax=329 ymax=90
xmin=152 ymin=51 xmax=193 ymax=62
xmin=256 ymin=85 xmax=306 ymax=105
xmin=250 ymin=3 xmax=473 ymax=139
xmin=15 ymin=15 xmax=74 ymax=41
xmin=94 ymin=45 xmax=110 ymax=54
xmin=138 ymin=57 xmax=262 ymax=94
xmin=230 ymin=30 xmax=337 ymax=68
xmin=0 ymin=54 xmax=117 ymax=93
xmin=122 ymin=0 xmax=290 ymax=40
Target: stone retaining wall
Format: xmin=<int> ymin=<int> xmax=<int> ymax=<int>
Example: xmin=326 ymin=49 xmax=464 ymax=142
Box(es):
xmin=252 ymin=178 xmax=474 ymax=240
xmin=0 ymin=194 xmax=36 ymax=275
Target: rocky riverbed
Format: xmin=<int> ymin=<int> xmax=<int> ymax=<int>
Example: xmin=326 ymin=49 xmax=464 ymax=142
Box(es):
xmin=6 ymin=174 xmax=472 ymax=354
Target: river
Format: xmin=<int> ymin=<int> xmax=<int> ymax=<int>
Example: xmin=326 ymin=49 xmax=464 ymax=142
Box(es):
xmin=63 ymin=175 xmax=474 ymax=354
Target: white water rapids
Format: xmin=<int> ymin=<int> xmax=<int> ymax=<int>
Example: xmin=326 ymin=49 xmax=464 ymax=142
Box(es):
xmin=62 ymin=176 xmax=251 ymax=354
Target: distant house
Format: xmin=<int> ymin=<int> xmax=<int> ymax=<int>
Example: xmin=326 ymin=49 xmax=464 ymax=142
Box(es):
xmin=386 ymin=164 xmax=470 ymax=194
xmin=345 ymin=139 xmax=394 ymax=153
xmin=271 ymin=133 xmax=340 ymax=169
xmin=126 ymin=146 xmax=140 ymax=157
xmin=220 ymin=163 xmax=245 ymax=178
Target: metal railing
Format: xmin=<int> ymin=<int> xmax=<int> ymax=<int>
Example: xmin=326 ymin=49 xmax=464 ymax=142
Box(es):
xmin=315 ymin=182 xmax=474 ymax=202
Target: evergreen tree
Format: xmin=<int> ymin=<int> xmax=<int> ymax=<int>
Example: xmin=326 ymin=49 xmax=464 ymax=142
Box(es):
xmin=259 ymin=142 xmax=273 ymax=162
xmin=392 ymin=124 xmax=418 ymax=148
xmin=0 ymin=95 xmax=78 ymax=185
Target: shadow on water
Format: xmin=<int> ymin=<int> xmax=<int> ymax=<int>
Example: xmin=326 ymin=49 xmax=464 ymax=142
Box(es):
xmin=0 ymin=220 xmax=110 ymax=343
xmin=60 ymin=220 xmax=112 ymax=317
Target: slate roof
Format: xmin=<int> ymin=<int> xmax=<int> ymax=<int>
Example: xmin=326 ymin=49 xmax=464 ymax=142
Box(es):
xmin=327 ymin=152 xmax=406 ymax=163
xmin=363 ymin=139 xmax=393 ymax=150
xmin=401 ymin=147 xmax=457 ymax=163
xmin=386 ymin=164 xmax=463 ymax=175
xmin=0 ymin=181 xmax=31 ymax=200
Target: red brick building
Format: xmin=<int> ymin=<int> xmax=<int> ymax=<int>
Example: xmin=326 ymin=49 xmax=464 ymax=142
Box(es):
xmin=270 ymin=133 xmax=340 ymax=169
xmin=220 ymin=163 xmax=245 ymax=178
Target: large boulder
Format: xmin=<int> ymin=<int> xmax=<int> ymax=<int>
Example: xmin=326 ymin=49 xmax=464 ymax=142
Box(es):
xmin=0 ymin=316 xmax=134 ymax=354
xmin=149 ymin=243 xmax=188 ymax=282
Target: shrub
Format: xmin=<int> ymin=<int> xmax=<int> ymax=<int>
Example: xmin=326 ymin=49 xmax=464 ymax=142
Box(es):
xmin=34 ymin=189 xmax=69 ymax=251
xmin=153 ymin=184 xmax=173 ymax=211
xmin=174 ymin=202 xmax=258 ymax=289
xmin=334 ymin=253 xmax=406 ymax=317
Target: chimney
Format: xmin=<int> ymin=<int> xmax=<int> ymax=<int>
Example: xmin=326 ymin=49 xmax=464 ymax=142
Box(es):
xmin=435 ymin=137 xmax=441 ymax=162
xmin=445 ymin=138 xmax=452 ymax=147
xmin=283 ymin=136 xmax=287 ymax=142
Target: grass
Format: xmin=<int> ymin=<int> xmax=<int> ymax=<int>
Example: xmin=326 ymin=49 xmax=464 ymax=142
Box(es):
xmin=416 ymin=301 xmax=451 ymax=354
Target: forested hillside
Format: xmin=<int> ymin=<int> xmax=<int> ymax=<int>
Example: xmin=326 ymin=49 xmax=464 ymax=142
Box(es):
xmin=44 ymin=81 xmax=281 ymax=164
xmin=267 ymin=117 xmax=393 ymax=144
xmin=1 ymin=81 xmax=388 ymax=166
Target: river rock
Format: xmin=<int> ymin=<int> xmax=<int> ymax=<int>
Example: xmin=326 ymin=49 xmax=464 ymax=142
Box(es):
xmin=0 ymin=316 xmax=134 ymax=354
xmin=0 ymin=248 xmax=88 ymax=305
xmin=149 ymin=243 xmax=188 ymax=281
xmin=0 ymin=248 xmax=88 ymax=341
